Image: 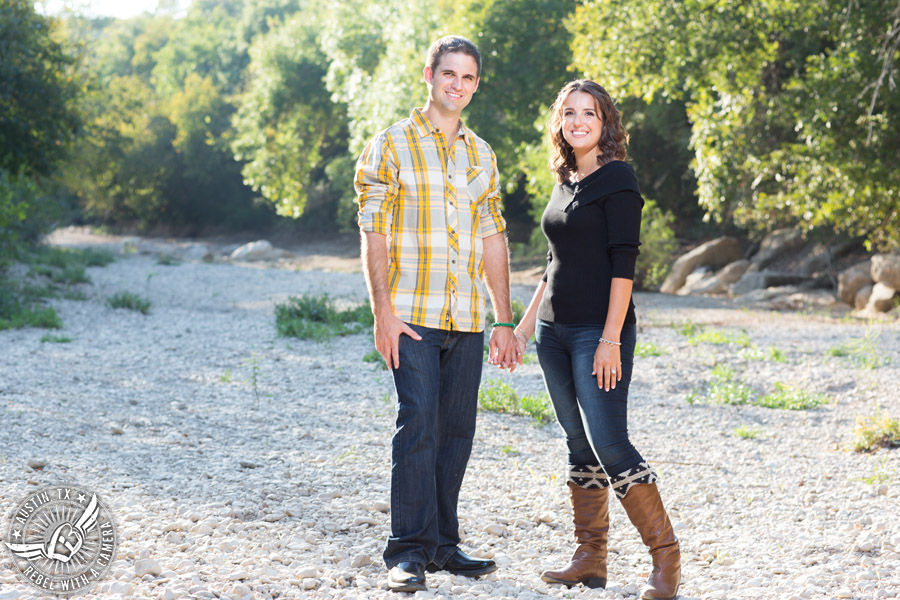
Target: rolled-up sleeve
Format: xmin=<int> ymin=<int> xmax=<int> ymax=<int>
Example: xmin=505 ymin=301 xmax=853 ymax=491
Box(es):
xmin=478 ymin=149 xmax=506 ymax=237
xmin=355 ymin=132 xmax=399 ymax=234
xmin=605 ymin=190 xmax=643 ymax=280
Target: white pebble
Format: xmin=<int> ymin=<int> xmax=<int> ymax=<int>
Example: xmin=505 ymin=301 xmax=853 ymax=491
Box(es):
xmin=134 ymin=558 xmax=162 ymax=577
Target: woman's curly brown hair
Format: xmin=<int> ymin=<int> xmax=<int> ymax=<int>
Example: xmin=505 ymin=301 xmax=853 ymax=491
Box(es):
xmin=548 ymin=80 xmax=629 ymax=184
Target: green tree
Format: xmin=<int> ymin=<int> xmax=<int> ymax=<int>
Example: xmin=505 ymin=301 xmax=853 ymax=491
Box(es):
xmin=232 ymin=8 xmax=349 ymax=221
xmin=569 ymin=0 xmax=900 ymax=250
xmin=1 ymin=0 xmax=81 ymax=176
xmin=1 ymin=1 xmax=81 ymax=258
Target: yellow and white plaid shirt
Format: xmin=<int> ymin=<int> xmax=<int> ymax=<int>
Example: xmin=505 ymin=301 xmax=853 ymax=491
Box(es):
xmin=355 ymin=108 xmax=506 ymax=332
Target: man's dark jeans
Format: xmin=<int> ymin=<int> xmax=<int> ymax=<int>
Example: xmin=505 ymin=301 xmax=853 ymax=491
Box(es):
xmin=384 ymin=323 xmax=484 ymax=568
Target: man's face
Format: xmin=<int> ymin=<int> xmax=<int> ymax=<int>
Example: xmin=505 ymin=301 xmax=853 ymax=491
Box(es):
xmin=424 ymin=52 xmax=480 ymax=117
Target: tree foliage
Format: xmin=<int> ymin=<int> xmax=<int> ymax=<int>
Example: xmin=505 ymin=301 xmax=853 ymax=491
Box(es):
xmin=570 ymin=0 xmax=900 ymax=249
xmin=231 ymin=8 xmax=348 ymax=220
xmin=1 ymin=0 xmax=82 ymax=259
xmin=1 ymin=0 xmax=81 ymax=176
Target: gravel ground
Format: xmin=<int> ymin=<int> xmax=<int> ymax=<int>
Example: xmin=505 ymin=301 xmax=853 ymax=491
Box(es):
xmin=1 ymin=237 xmax=899 ymax=600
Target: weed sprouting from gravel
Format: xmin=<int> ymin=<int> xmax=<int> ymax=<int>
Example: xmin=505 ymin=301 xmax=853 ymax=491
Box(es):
xmin=107 ymin=291 xmax=151 ymax=314
xmin=852 ymin=409 xmax=900 ymax=452
xmin=479 ymin=379 xmax=554 ymax=425
xmin=275 ymin=294 xmax=372 ymax=340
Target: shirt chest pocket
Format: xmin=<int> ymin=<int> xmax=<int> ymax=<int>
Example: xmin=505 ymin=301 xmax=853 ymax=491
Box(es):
xmin=464 ymin=167 xmax=490 ymax=208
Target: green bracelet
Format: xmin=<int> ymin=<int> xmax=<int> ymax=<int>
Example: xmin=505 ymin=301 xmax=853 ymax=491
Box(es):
xmin=492 ymin=322 xmax=515 ymax=328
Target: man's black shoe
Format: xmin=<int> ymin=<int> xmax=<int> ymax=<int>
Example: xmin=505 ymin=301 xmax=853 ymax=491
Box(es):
xmin=426 ymin=549 xmax=498 ymax=577
xmin=388 ymin=561 xmax=427 ymax=593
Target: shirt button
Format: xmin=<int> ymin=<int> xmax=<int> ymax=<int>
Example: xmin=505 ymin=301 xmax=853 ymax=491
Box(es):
xmin=451 ymin=259 xmax=456 ymax=264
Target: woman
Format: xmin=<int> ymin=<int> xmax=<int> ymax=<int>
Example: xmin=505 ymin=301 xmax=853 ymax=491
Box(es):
xmin=512 ymin=80 xmax=681 ymax=600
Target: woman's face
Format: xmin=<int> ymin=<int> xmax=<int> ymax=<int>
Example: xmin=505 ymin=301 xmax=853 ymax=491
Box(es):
xmin=561 ymin=90 xmax=603 ymax=157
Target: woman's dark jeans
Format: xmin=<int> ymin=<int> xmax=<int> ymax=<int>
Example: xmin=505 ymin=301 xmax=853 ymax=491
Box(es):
xmin=384 ymin=323 xmax=484 ymax=569
xmin=535 ymin=320 xmax=645 ymax=477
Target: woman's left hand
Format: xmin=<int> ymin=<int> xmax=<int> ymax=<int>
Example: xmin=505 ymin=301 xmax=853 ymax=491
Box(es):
xmin=592 ymin=342 xmax=622 ymax=391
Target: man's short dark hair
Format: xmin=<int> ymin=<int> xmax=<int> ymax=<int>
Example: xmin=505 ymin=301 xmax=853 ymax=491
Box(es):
xmin=426 ymin=35 xmax=482 ymax=78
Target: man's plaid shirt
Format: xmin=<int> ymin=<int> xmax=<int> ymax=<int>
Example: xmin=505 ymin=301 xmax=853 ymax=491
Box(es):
xmin=355 ymin=108 xmax=506 ymax=332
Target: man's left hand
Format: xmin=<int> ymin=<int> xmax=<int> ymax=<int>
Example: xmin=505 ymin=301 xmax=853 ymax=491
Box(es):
xmin=488 ymin=326 xmax=520 ymax=372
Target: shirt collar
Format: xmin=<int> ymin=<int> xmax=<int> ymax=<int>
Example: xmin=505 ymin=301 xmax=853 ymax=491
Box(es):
xmin=410 ymin=108 xmax=471 ymax=145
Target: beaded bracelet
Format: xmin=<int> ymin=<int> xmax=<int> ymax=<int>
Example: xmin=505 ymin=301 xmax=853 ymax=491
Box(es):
xmin=492 ymin=322 xmax=515 ymax=328
xmin=598 ymin=337 xmax=622 ymax=346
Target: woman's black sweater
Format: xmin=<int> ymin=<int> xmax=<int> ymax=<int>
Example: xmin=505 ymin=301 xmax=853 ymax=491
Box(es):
xmin=537 ymin=160 xmax=643 ymax=326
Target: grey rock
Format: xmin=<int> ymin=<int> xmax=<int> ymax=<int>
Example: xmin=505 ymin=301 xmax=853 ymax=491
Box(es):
xmin=865 ymin=282 xmax=899 ymax=313
xmin=27 ymin=458 xmax=47 ymax=470
xmin=871 ymin=253 xmax=900 ymax=289
xmin=230 ymin=240 xmax=284 ymax=262
xmin=679 ymin=268 xmax=727 ymax=295
xmin=717 ymin=259 xmax=750 ymax=284
xmin=179 ymin=243 xmax=213 ymax=262
xmin=750 ymin=228 xmax=806 ymax=268
xmin=660 ymin=236 xmax=743 ymax=294
xmin=731 ymin=271 xmax=808 ymax=296
xmin=838 ymin=260 xmax=873 ymax=304
xmin=135 ymin=558 xmax=162 ymax=577
xmin=854 ymin=284 xmax=874 ymax=311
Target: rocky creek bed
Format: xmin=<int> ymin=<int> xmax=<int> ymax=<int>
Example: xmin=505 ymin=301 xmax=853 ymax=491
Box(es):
xmin=1 ymin=236 xmax=899 ymax=600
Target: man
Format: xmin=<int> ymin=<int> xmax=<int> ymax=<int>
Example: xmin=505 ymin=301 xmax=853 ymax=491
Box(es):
xmin=355 ymin=35 xmax=518 ymax=593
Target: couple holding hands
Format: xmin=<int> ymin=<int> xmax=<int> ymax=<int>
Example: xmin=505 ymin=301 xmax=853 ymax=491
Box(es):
xmin=355 ymin=35 xmax=681 ymax=600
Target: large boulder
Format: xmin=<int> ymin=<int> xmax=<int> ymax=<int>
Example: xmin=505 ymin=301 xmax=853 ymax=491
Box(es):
xmin=865 ymin=282 xmax=899 ymax=313
xmin=660 ymin=237 xmax=743 ymax=294
xmin=854 ymin=284 xmax=874 ymax=311
xmin=717 ymin=259 xmax=750 ymax=284
xmin=837 ymin=260 xmax=873 ymax=305
xmin=871 ymin=254 xmax=900 ymax=290
xmin=230 ymin=240 xmax=291 ymax=262
xmin=678 ymin=268 xmax=727 ymax=295
xmin=731 ymin=270 xmax=808 ymax=296
xmin=750 ymin=228 xmax=806 ymax=269
xmin=178 ymin=243 xmax=213 ymax=262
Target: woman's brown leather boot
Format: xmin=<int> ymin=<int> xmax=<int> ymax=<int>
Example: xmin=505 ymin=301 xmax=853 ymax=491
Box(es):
xmin=616 ymin=481 xmax=681 ymax=600
xmin=541 ymin=476 xmax=609 ymax=589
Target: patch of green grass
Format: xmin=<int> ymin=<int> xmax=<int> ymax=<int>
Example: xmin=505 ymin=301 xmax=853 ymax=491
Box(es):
xmin=828 ymin=329 xmax=890 ymax=369
xmin=0 ymin=302 xmax=62 ymax=330
xmin=677 ymin=321 xmax=703 ymax=337
xmin=363 ymin=348 xmax=388 ymax=369
xmin=485 ymin=299 xmax=526 ymax=329
xmin=40 ymin=334 xmax=71 ymax=343
xmin=690 ymin=368 xmax=827 ymax=412
xmin=519 ymin=392 xmax=554 ymax=425
xmin=157 ymin=254 xmax=182 ymax=266
xmin=275 ymin=294 xmax=373 ymax=341
xmin=687 ymin=364 xmax=756 ymax=406
xmin=852 ymin=410 xmax=900 ymax=452
xmin=756 ymin=383 xmax=828 ymax=410
xmin=27 ymin=246 xmax=114 ymax=270
xmin=635 ymin=342 xmax=665 ymax=357
xmin=688 ymin=329 xmax=752 ymax=348
xmin=479 ymin=379 xmax=520 ymax=413
xmin=738 ymin=346 xmax=787 ymax=363
xmin=855 ymin=458 xmax=897 ymax=484
xmin=734 ymin=425 xmax=763 ymax=439
xmin=107 ymin=291 xmax=151 ymax=314
xmin=50 ymin=263 xmax=89 ymax=285
xmin=479 ymin=379 xmax=554 ymax=425
xmin=2 ymin=246 xmax=114 ymax=331
xmin=522 ymin=352 xmax=540 ymax=365
xmin=500 ymin=444 xmax=519 ymax=456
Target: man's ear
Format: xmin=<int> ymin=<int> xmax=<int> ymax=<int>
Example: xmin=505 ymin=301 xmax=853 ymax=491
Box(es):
xmin=423 ymin=66 xmax=433 ymax=85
